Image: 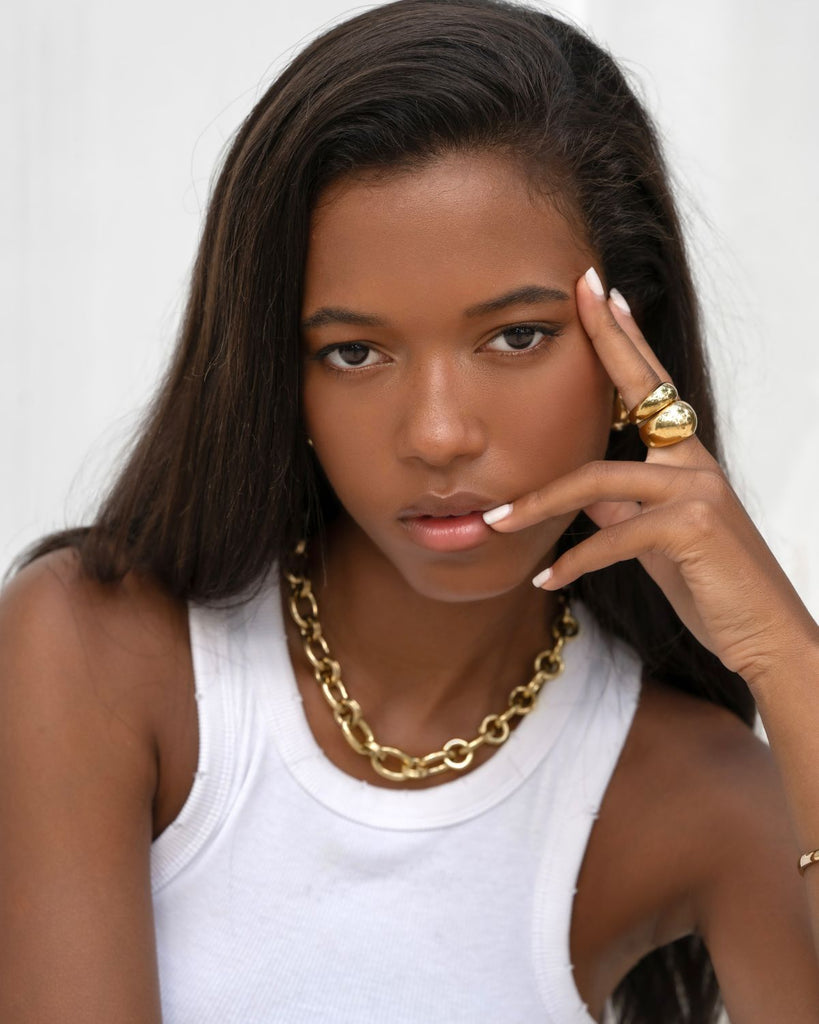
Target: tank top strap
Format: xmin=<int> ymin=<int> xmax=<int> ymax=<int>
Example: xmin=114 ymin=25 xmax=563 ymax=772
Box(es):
xmin=531 ymin=617 xmax=642 ymax=1020
xmin=150 ymin=594 xmax=263 ymax=891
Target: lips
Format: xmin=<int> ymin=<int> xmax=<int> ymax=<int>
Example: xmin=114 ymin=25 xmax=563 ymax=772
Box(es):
xmin=398 ymin=493 xmax=502 ymax=553
xmin=397 ymin=492 xmax=500 ymax=520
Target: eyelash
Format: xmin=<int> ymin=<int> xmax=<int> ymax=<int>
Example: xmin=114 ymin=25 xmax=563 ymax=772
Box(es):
xmin=312 ymin=323 xmax=562 ymax=372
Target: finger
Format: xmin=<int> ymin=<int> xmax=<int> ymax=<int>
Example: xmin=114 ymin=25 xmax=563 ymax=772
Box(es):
xmin=531 ymin=504 xmax=687 ymax=590
xmin=483 ymin=459 xmax=715 ymax=532
xmin=606 ymin=288 xmax=668 ymax=379
xmin=577 ymin=267 xmax=672 ymax=415
xmin=606 ymin=293 xmax=709 ymax=466
xmin=583 ymin=499 xmax=642 ymax=530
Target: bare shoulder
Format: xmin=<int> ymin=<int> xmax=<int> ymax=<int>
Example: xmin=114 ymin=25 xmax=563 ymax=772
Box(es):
xmin=0 ymin=548 xmax=196 ymax=832
xmin=624 ymin=676 xmax=791 ymax=893
xmin=1 ymin=545 xmax=190 ymax=663
xmin=0 ymin=547 xmax=189 ymax=732
xmin=632 ymin=673 xmax=759 ymax=757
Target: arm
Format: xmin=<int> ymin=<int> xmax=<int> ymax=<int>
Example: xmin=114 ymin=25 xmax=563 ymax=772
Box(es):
xmin=0 ymin=552 xmax=163 ymax=1023
xmin=692 ymin=719 xmax=819 ymax=1022
xmin=745 ymin=636 xmax=819 ymax=958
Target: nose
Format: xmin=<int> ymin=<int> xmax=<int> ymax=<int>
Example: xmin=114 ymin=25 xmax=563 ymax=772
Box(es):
xmin=395 ymin=356 xmax=487 ymax=468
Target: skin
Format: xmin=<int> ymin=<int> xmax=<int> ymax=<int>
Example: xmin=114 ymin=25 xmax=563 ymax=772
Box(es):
xmin=297 ymin=153 xmax=612 ymax=764
xmin=1 ymin=150 xmax=818 ymax=1022
xmin=302 ymin=155 xmax=612 ymax=604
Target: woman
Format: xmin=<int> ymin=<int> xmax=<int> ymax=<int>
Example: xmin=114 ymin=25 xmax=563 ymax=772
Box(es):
xmin=2 ymin=0 xmax=818 ymax=1021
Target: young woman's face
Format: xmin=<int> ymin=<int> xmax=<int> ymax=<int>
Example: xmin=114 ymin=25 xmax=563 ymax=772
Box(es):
xmin=301 ymin=152 xmax=613 ymax=601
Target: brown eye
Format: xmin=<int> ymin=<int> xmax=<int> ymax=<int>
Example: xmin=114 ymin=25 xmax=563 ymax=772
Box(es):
xmin=499 ymin=326 xmax=539 ymax=349
xmin=485 ymin=324 xmax=558 ymax=353
xmin=320 ymin=343 xmax=386 ymax=370
xmin=335 ymin=344 xmax=370 ymax=365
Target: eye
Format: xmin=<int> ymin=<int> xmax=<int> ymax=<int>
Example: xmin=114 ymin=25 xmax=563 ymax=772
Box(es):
xmin=484 ymin=323 xmax=560 ymax=354
xmin=317 ymin=343 xmax=387 ymax=371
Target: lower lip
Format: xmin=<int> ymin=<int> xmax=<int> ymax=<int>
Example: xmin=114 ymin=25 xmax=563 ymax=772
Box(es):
xmin=400 ymin=512 xmax=493 ymax=552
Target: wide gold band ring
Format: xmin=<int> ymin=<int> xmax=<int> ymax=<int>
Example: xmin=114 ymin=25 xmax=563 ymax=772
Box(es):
xmin=628 ymin=382 xmax=678 ymax=424
xmin=638 ymin=400 xmax=698 ymax=448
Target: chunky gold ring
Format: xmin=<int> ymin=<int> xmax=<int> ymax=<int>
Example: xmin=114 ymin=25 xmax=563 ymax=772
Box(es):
xmin=638 ymin=400 xmax=698 ymax=448
xmin=610 ymin=392 xmax=630 ymax=431
xmin=628 ymin=382 xmax=678 ymax=424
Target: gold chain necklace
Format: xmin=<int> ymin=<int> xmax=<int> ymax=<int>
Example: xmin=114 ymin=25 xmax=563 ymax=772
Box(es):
xmin=285 ymin=544 xmax=579 ymax=782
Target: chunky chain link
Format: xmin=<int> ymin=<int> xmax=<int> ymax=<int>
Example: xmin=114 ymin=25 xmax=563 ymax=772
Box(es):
xmin=285 ymin=543 xmax=579 ymax=783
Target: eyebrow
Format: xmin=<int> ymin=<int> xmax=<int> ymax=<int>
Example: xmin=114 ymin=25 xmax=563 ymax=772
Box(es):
xmin=300 ymin=284 xmax=570 ymax=331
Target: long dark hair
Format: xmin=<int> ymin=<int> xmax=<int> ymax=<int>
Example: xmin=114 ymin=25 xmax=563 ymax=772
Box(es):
xmin=18 ymin=1 xmax=752 ymax=1018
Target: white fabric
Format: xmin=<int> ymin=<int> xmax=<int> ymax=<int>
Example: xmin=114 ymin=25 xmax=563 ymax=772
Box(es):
xmin=150 ymin=585 xmax=641 ymax=1023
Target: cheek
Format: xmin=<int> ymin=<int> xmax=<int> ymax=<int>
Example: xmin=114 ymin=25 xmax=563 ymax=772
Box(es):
xmin=500 ymin=341 xmax=612 ymax=475
xmin=553 ymin=350 xmax=612 ymax=458
xmin=302 ymin=370 xmax=388 ymax=506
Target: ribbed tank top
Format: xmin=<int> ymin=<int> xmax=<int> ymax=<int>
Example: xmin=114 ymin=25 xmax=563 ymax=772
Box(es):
xmin=150 ymin=581 xmax=642 ymax=1024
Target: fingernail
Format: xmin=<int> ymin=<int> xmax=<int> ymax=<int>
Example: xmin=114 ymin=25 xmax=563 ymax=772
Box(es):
xmin=532 ymin=567 xmax=553 ymax=588
xmin=609 ymin=288 xmax=631 ymax=315
xmin=584 ymin=266 xmax=605 ymax=298
xmin=483 ymin=503 xmax=512 ymax=526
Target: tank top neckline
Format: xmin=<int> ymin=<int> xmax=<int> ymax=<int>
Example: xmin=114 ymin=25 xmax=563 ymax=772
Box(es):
xmin=251 ymin=582 xmax=600 ymax=831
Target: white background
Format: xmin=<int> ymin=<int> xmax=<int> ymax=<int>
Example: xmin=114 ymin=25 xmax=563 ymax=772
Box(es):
xmin=2 ymin=0 xmax=818 ymax=624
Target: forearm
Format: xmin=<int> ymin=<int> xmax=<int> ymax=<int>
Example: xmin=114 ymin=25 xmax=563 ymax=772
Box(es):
xmin=748 ymin=627 xmax=819 ymax=953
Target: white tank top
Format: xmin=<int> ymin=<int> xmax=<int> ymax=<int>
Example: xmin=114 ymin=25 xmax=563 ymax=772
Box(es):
xmin=150 ymin=580 xmax=641 ymax=1023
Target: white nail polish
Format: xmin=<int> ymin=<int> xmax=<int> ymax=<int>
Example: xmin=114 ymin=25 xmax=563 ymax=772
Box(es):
xmin=609 ymin=287 xmax=631 ymax=315
xmin=532 ymin=567 xmax=553 ymax=588
xmin=584 ymin=266 xmax=605 ymax=297
xmin=482 ymin=503 xmax=512 ymax=526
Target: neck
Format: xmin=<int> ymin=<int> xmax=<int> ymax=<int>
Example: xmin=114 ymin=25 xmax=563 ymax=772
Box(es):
xmin=295 ymin=517 xmax=561 ymax=751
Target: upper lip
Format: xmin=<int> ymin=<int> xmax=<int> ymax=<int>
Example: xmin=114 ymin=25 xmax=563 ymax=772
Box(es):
xmin=398 ymin=492 xmax=501 ymax=519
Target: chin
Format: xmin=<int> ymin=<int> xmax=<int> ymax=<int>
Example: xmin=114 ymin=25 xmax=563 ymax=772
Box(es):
xmin=394 ymin=550 xmax=542 ymax=604
xmin=337 ymin=514 xmax=561 ymax=605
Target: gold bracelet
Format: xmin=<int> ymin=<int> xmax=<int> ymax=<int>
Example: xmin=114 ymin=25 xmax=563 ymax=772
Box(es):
xmin=798 ymin=850 xmax=819 ymax=875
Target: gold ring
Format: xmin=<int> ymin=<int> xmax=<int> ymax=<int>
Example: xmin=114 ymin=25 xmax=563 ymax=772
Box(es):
xmin=628 ymin=382 xmax=678 ymax=424
xmin=610 ymin=392 xmax=630 ymax=431
xmin=798 ymin=850 xmax=819 ymax=875
xmin=638 ymin=400 xmax=698 ymax=448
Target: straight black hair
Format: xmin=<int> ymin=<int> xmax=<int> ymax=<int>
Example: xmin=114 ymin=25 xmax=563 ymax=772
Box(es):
xmin=18 ymin=2 xmax=753 ymax=1019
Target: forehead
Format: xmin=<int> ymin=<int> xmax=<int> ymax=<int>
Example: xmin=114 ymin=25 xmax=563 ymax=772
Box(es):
xmin=303 ymin=152 xmax=592 ymax=314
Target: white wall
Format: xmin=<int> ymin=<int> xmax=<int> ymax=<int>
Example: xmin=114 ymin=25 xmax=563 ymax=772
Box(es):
xmin=3 ymin=0 xmax=817 ymax=623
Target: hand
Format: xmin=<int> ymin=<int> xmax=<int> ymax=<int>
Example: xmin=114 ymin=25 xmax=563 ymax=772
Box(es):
xmin=484 ymin=266 xmax=817 ymax=692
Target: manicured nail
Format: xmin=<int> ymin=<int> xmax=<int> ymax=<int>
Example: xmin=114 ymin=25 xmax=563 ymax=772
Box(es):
xmin=609 ymin=288 xmax=631 ymax=315
xmin=483 ymin=503 xmax=513 ymax=526
xmin=584 ymin=266 xmax=605 ymax=298
xmin=532 ymin=567 xmax=553 ymax=588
